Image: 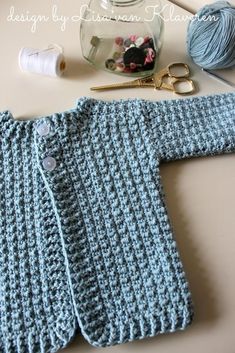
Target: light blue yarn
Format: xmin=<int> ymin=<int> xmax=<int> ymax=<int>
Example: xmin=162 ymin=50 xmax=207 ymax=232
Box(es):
xmin=187 ymin=1 xmax=235 ymax=69
xmin=0 ymin=92 xmax=235 ymax=352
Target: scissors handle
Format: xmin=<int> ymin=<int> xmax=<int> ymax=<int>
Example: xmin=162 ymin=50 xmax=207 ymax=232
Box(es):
xmin=168 ymin=62 xmax=190 ymax=78
xmin=161 ymin=77 xmax=195 ymax=95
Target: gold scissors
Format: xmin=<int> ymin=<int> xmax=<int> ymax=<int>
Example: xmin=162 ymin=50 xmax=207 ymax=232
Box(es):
xmin=90 ymin=63 xmax=195 ymax=95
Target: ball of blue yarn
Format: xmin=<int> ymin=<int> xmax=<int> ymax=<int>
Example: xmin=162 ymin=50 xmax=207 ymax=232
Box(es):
xmin=187 ymin=1 xmax=235 ymax=70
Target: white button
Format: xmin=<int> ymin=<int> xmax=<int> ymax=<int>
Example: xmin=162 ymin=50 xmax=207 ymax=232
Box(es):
xmin=135 ymin=37 xmax=144 ymax=47
xmin=42 ymin=156 xmax=56 ymax=171
xmin=36 ymin=122 xmax=50 ymax=136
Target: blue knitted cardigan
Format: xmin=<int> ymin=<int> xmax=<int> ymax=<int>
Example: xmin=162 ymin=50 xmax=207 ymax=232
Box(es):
xmin=0 ymin=92 xmax=234 ymax=353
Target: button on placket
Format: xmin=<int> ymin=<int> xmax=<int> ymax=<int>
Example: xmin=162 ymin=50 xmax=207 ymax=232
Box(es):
xmin=42 ymin=156 xmax=57 ymax=171
xmin=36 ymin=121 xmax=57 ymax=172
xmin=36 ymin=121 xmax=50 ymax=137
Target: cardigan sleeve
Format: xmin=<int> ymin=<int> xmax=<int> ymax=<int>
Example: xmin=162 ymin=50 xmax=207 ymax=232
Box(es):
xmin=143 ymin=92 xmax=235 ymax=161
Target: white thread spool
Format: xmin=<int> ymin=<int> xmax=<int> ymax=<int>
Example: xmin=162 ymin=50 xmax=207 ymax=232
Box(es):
xmin=18 ymin=44 xmax=66 ymax=77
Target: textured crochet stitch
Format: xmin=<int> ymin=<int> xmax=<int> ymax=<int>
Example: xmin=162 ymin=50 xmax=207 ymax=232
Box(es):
xmin=0 ymin=92 xmax=234 ymax=353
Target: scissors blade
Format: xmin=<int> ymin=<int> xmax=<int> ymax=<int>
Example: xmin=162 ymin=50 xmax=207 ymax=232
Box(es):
xmin=90 ymin=75 xmax=155 ymax=91
xmin=90 ymin=79 xmax=142 ymax=91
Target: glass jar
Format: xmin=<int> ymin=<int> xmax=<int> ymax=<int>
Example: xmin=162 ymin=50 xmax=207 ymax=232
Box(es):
xmin=80 ymin=0 xmax=163 ymax=77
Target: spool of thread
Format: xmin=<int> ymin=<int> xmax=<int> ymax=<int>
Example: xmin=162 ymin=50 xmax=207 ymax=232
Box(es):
xmin=187 ymin=1 xmax=235 ymax=70
xmin=19 ymin=44 xmax=66 ymax=77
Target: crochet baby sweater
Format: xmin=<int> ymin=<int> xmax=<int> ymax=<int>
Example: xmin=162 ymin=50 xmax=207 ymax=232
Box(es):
xmin=0 ymin=92 xmax=234 ymax=353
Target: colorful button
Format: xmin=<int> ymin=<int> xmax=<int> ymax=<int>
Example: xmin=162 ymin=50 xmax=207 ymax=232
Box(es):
xmin=130 ymin=35 xmax=138 ymax=43
xmin=144 ymin=48 xmax=155 ymax=64
xmin=124 ymin=38 xmax=132 ymax=48
xmin=123 ymin=47 xmax=145 ymax=67
xmin=130 ymin=62 xmax=137 ymax=70
xmin=115 ymin=37 xmax=124 ymax=46
xmin=105 ymin=59 xmax=117 ymax=71
xmin=113 ymin=51 xmax=122 ymax=60
xmin=104 ymin=34 xmax=157 ymax=74
xmin=135 ymin=37 xmax=144 ymax=47
xmin=116 ymin=63 xmax=125 ymax=72
xmin=144 ymin=36 xmax=150 ymax=43
xmin=116 ymin=57 xmax=124 ymax=64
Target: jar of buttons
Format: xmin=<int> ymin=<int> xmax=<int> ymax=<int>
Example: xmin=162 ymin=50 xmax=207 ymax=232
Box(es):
xmin=80 ymin=0 xmax=163 ymax=77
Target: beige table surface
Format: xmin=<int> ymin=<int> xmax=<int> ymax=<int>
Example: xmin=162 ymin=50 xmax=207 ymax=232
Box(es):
xmin=0 ymin=1 xmax=235 ymax=353
xmin=169 ymin=0 xmax=235 ymax=14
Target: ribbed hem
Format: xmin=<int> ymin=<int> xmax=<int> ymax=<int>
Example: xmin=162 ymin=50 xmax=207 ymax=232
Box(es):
xmin=0 ymin=324 xmax=76 ymax=353
xmin=81 ymin=308 xmax=193 ymax=347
